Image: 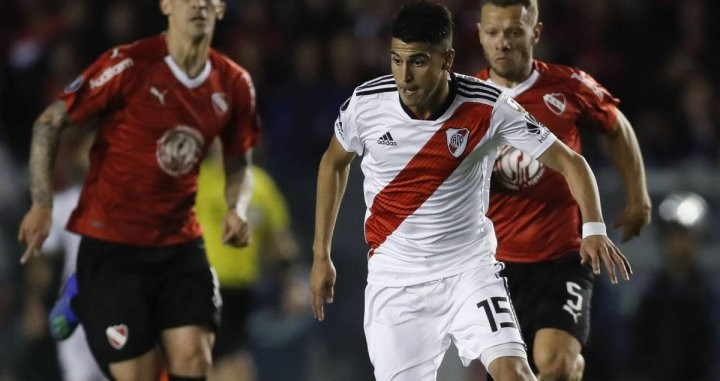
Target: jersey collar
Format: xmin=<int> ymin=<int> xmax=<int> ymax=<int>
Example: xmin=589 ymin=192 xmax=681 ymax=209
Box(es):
xmin=486 ymin=66 xmax=540 ymax=98
xmin=399 ymin=72 xmax=457 ymax=121
xmin=163 ymin=55 xmax=212 ymax=89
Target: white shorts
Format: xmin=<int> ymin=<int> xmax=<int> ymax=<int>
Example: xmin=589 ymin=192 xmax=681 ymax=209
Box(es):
xmin=364 ymin=264 xmax=526 ymax=381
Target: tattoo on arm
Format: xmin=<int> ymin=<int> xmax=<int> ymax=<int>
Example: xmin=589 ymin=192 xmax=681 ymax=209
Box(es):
xmin=29 ymin=101 xmax=69 ymax=207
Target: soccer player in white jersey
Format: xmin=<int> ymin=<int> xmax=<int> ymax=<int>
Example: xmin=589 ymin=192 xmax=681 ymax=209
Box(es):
xmin=309 ymin=2 xmax=632 ymax=381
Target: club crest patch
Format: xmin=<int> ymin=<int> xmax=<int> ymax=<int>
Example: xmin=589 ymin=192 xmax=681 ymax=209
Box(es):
xmin=543 ymin=93 xmax=566 ymax=115
xmin=211 ymin=92 xmax=228 ymax=115
xmin=106 ymin=324 xmax=128 ymax=350
xmin=446 ymin=128 xmax=469 ymax=158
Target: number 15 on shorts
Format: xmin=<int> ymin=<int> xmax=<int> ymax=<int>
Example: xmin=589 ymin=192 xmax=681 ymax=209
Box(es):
xmin=477 ymin=296 xmax=517 ymax=332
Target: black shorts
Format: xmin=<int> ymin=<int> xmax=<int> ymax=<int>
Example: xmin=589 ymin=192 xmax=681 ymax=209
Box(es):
xmin=76 ymin=236 xmax=221 ymax=371
xmin=501 ymin=253 xmax=594 ymax=352
xmin=212 ymin=287 xmax=254 ymax=359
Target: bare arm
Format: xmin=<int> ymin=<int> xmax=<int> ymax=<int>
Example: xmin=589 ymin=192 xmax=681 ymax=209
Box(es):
xmin=18 ymin=101 xmax=71 ymax=264
xmin=537 ymin=140 xmax=632 ymax=283
xmin=30 ymin=101 xmax=70 ymax=207
xmin=220 ymin=150 xmax=253 ymax=247
xmin=601 ymin=108 xmax=651 ymax=242
xmin=310 ymin=136 xmax=355 ymax=321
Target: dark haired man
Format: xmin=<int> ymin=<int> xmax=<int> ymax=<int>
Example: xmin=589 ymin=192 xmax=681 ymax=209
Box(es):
xmin=310 ymin=1 xmax=631 ymax=380
xmin=17 ymin=0 xmax=260 ymax=380
xmin=475 ymin=0 xmax=651 ymax=379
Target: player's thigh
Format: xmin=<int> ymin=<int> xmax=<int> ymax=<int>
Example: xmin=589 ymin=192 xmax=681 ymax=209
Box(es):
xmin=449 ymin=267 xmax=526 ymax=369
xmin=75 ymin=237 xmax=157 ymax=376
xmin=364 ymin=282 xmax=450 ymax=381
xmin=154 ymin=238 xmax=221 ymax=333
xmin=161 ymin=325 xmax=215 ymax=374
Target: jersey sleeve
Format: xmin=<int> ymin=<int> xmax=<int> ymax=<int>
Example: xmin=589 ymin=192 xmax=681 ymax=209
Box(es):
xmin=333 ymin=93 xmax=363 ymax=154
xmin=58 ymin=47 xmax=135 ymax=124
xmin=571 ymin=69 xmax=620 ymax=133
xmin=491 ymin=94 xmax=557 ymax=159
xmin=221 ymin=70 xmax=261 ymax=158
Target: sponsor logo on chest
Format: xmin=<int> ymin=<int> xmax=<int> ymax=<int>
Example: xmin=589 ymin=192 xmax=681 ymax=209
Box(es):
xmin=377 ymin=131 xmax=397 ymax=146
xmin=156 ymin=125 xmax=205 ymax=177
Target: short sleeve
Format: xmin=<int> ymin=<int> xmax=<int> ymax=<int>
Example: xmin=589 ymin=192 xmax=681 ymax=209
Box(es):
xmin=333 ymin=93 xmax=363 ymax=154
xmin=58 ymin=47 xmax=134 ymax=124
xmin=221 ymin=70 xmax=261 ymax=158
xmin=491 ymin=94 xmax=557 ymax=159
xmin=571 ymin=69 xmax=620 ymax=133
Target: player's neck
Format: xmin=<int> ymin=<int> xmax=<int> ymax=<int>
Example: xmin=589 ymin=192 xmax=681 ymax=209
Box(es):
xmin=410 ymin=76 xmax=450 ymax=120
xmin=489 ymin=62 xmax=533 ymax=89
xmin=165 ymin=31 xmax=211 ymax=79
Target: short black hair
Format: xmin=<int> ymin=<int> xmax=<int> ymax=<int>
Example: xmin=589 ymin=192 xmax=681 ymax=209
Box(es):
xmin=391 ymin=1 xmax=453 ymax=48
xmin=480 ymin=0 xmax=539 ymax=23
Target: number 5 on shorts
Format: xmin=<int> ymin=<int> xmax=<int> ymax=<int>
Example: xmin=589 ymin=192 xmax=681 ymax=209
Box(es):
xmin=477 ymin=296 xmax=517 ymax=333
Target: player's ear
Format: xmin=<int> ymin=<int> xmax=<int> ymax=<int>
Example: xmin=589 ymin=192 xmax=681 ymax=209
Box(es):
xmin=442 ymin=49 xmax=455 ymax=71
xmin=160 ymin=0 xmax=171 ymax=16
xmin=214 ymin=0 xmax=226 ymax=20
xmin=532 ymin=22 xmax=543 ymax=46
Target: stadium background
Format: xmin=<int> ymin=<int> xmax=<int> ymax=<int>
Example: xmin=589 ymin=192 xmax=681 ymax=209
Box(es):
xmin=0 ymin=0 xmax=718 ymax=380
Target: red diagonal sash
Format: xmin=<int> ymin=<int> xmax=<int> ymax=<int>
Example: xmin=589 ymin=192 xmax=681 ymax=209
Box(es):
xmin=365 ymin=103 xmax=493 ymax=256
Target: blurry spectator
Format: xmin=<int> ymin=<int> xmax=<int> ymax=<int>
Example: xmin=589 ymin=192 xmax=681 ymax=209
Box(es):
xmin=627 ymin=193 xmax=720 ymax=381
xmin=196 ymin=143 xmax=310 ymax=381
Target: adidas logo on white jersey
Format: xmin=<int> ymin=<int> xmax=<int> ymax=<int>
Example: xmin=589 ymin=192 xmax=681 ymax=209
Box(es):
xmin=377 ymin=131 xmax=397 ymax=146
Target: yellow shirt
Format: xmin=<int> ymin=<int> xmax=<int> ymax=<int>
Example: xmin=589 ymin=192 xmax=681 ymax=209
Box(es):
xmin=196 ymin=161 xmax=289 ymax=287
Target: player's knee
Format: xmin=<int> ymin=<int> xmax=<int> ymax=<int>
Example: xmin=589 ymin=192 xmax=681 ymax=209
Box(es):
xmin=535 ymin=350 xmax=580 ymax=381
xmin=167 ymin=343 xmax=213 ymax=375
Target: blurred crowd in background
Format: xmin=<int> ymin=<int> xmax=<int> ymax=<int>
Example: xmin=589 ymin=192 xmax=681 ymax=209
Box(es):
xmin=0 ymin=0 xmax=718 ymax=380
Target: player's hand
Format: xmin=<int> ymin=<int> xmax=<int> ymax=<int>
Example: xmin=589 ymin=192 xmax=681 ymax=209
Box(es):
xmin=310 ymin=256 xmax=336 ymax=322
xmin=221 ymin=210 xmax=250 ymax=247
xmin=17 ymin=205 xmax=52 ymax=265
xmin=580 ymin=235 xmax=632 ymax=284
xmin=614 ymin=199 xmax=652 ymax=243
